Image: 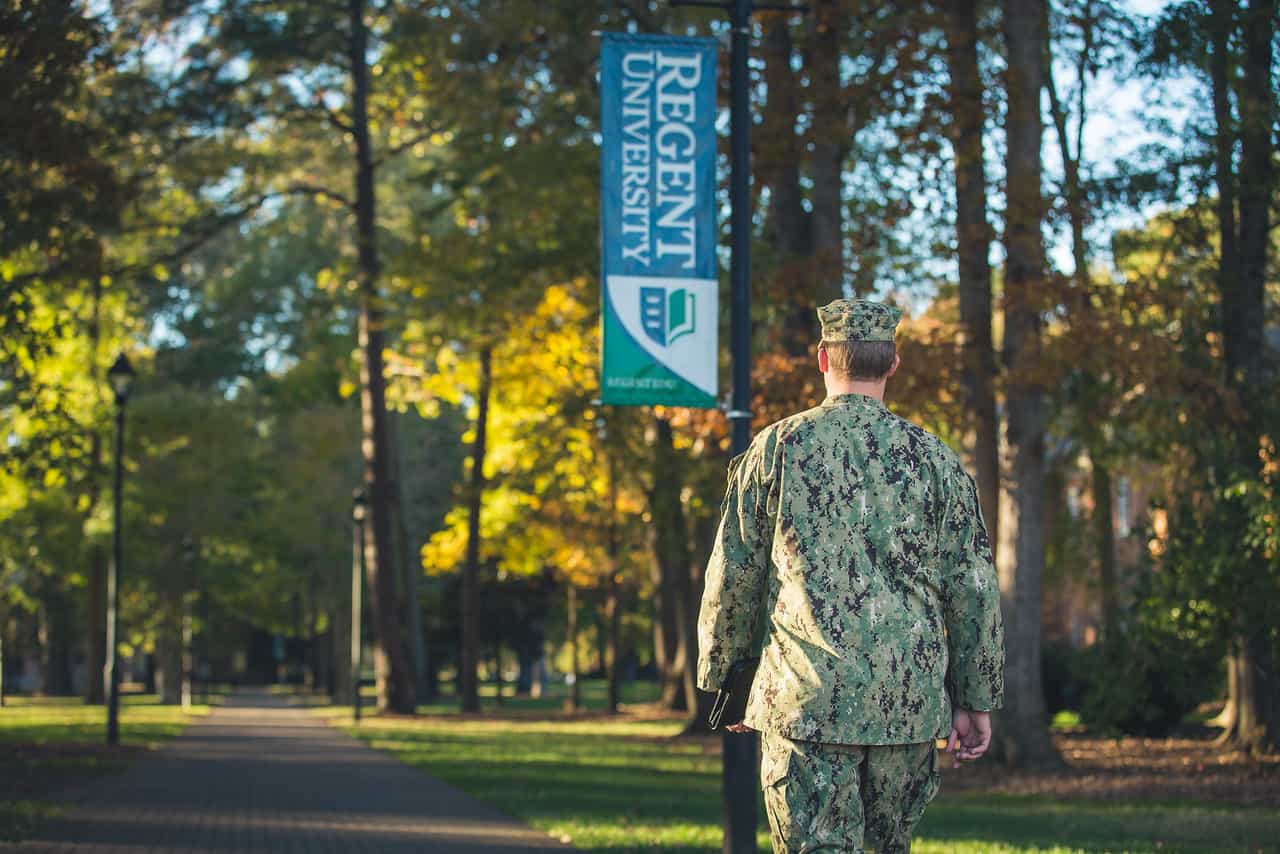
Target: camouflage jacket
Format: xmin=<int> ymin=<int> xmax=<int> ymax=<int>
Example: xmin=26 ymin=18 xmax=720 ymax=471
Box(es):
xmin=696 ymin=392 xmax=1004 ymax=745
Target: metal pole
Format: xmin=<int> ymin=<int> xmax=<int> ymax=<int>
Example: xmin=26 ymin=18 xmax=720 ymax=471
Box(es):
xmin=671 ymin=4 xmax=804 ymax=847
xmin=352 ymin=511 xmax=365 ymax=722
xmin=728 ymin=0 xmax=753 ymax=457
xmin=105 ymin=404 xmax=124 ymax=746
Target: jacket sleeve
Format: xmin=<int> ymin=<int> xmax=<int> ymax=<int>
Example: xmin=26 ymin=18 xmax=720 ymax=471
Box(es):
xmin=696 ymin=431 xmax=775 ymax=693
xmin=939 ymin=466 xmax=1005 ymax=711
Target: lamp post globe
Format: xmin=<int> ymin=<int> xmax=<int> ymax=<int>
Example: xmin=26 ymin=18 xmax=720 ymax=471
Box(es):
xmin=107 ymin=353 xmax=135 ymax=406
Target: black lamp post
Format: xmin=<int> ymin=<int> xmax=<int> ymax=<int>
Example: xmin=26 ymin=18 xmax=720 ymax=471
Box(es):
xmin=105 ymin=353 xmax=135 ymax=746
xmin=351 ymin=488 xmax=367 ymax=722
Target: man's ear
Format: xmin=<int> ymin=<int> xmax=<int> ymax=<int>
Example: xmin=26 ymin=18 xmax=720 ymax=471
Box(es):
xmin=886 ymin=352 xmax=901 ymax=379
xmin=818 ymin=346 xmax=830 ymax=374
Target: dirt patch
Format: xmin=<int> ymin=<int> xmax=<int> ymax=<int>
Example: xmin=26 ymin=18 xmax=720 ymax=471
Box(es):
xmin=938 ymin=732 xmax=1280 ymax=808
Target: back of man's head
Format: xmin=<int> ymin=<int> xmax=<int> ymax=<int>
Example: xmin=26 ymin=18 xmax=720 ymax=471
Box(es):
xmin=816 ymin=299 xmax=903 ymax=380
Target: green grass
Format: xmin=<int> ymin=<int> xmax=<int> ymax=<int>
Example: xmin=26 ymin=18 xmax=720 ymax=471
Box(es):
xmin=334 ymin=690 xmax=1279 ymax=854
xmin=914 ymin=796 xmax=1279 ymax=853
xmin=306 ymin=677 xmax=664 ymax=717
xmin=0 ymin=694 xmax=208 ymax=745
xmin=0 ymin=694 xmax=208 ymax=842
xmin=418 ymin=678 xmax=663 ymax=715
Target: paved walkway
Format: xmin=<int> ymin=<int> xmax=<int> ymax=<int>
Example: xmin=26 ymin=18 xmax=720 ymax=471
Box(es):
xmin=16 ymin=688 xmax=568 ymax=853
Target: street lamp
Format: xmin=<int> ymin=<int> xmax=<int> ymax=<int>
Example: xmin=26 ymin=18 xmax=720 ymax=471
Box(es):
xmin=105 ymin=353 xmax=135 ymax=746
xmin=351 ymin=487 xmax=367 ymax=722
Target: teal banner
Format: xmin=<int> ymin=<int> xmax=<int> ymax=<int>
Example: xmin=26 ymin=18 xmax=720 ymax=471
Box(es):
xmin=600 ymin=32 xmax=718 ymax=408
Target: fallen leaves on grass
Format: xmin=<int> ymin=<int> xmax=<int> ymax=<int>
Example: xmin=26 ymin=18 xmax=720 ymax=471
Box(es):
xmin=940 ymin=732 xmax=1280 ymax=807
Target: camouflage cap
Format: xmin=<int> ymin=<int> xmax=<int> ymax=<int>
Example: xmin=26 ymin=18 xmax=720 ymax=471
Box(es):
xmin=817 ymin=299 xmax=903 ymax=343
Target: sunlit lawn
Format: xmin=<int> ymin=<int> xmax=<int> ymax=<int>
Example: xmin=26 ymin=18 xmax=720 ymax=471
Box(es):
xmin=333 ymin=683 xmax=1278 ymax=854
xmin=0 ymin=694 xmax=208 ymax=842
xmin=310 ymin=675 xmax=664 ymax=716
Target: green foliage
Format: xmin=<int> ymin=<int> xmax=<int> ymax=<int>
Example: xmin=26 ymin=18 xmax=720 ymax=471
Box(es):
xmin=1078 ymin=574 xmax=1223 ymax=737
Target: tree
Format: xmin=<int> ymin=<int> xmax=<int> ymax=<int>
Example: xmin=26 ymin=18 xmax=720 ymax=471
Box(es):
xmin=1145 ymin=0 xmax=1279 ymax=753
xmin=997 ymin=0 xmax=1061 ymax=767
xmin=942 ymin=0 xmax=1000 ymax=540
xmin=1042 ymin=0 xmax=1136 ymax=640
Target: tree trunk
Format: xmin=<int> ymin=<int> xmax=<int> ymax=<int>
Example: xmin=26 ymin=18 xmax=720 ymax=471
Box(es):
xmin=759 ymin=16 xmax=817 ymax=354
xmin=943 ymin=0 xmax=1000 ymax=542
xmin=389 ymin=410 xmax=426 ymax=708
xmin=181 ymin=595 xmax=194 ymax=709
xmin=301 ymin=592 xmax=316 ymax=691
xmin=460 ymin=345 xmax=492 ymax=713
xmin=1210 ymin=0 xmax=1240 ymax=370
xmin=997 ymin=0 xmax=1060 ymax=768
xmin=155 ymin=639 xmax=181 ymax=704
xmin=1092 ymin=463 xmax=1118 ymax=639
xmin=492 ymin=644 xmax=504 ymax=706
xmin=85 ymin=544 xmax=107 ymax=704
xmin=607 ymin=447 xmax=621 ymax=715
xmin=759 ymin=16 xmax=809 ymax=260
xmin=1208 ymin=0 xmax=1245 ymax=747
xmin=82 ymin=268 xmax=108 ymax=705
xmin=566 ymin=582 xmax=581 ymax=713
xmin=39 ymin=591 xmax=74 ymax=696
xmin=650 ymin=546 xmax=684 ymax=708
xmin=809 ymin=0 xmax=848 ymax=304
xmin=349 ymin=0 xmax=415 ymax=715
xmin=649 ymin=418 xmax=695 ymax=713
xmin=683 ymin=502 xmax=722 ymax=734
xmin=607 ymin=574 xmax=621 ymax=714
xmin=155 ymin=588 xmax=182 ymax=705
xmin=1213 ymin=654 xmax=1240 ymax=735
xmin=1218 ymin=0 xmax=1269 ymax=396
xmin=1228 ymin=0 xmax=1269 ymax=752
xmin=649 ymin=418 xmax=689 ymax=711
xmin=1043 ymin=8 xmax=1121 ymax=641
xmin=333 ymin=565 xmax=352 ymax=703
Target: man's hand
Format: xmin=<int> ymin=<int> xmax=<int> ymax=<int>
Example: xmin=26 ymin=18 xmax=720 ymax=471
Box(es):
xmin=945 ymin=708 xmax=992 ymax=766
xmin=725 ymin=722 xmax=756 ymax=733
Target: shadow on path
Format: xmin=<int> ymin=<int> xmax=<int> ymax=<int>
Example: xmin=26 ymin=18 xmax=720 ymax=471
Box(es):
xmin=13 ymin=687 xmax=569 ymax=853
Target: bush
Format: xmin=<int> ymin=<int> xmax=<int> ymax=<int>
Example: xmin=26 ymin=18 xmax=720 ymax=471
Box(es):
xmin=1078 ymin=612 xmax=1221 ymax=737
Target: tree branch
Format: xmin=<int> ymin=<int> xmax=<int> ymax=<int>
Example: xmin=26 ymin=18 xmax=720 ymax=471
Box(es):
xmin=320 ymin=101 xmax=355 ymax=135
xmin=3 ymin=184 xmax=355 ymax=293
xmin=281 ymin=182 xmax=355 ymax=209
xmin=373 ymin=124 xmax=449 ymax=167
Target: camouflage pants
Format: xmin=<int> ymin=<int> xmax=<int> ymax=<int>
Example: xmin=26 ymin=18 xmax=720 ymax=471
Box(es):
xmin=760 ymin=731 xmax=940 ymax=853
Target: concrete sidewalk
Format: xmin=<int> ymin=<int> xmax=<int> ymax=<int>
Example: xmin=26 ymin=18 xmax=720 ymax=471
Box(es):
xmin=15 ymin=688 xmax=569 ymax=853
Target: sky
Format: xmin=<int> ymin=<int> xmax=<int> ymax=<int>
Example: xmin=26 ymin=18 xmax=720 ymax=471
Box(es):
xmin=1040 ymin=0 xmax=1200 ymax=277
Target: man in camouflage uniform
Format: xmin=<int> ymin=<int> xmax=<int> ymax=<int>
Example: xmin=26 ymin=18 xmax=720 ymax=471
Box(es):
xmin=697 ymin=298 xmax=1005 ymax=853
